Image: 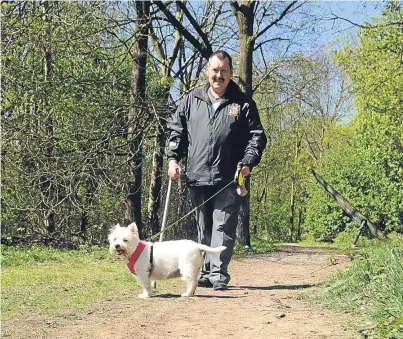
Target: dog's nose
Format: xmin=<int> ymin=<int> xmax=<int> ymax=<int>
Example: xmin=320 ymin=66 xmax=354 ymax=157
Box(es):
xmin=115 ymin=244 xmax=120 ymax=249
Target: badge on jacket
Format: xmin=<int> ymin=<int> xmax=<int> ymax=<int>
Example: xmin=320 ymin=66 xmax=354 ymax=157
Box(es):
xmin=227 ymin=103 xmax=240 ymax=117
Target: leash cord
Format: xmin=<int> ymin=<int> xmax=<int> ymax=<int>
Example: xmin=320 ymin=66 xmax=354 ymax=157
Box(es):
xmin=150 ymin=180 xmax=235 ymax=241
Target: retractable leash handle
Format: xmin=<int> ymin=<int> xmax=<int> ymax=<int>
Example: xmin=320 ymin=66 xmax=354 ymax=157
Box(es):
xmin=235 ymin=163 xmax=249 ymax=197
xmin=234 ymin=164 xmax=242 ymax=185
xmin=151 ymin=174 xmax=174 ymax=289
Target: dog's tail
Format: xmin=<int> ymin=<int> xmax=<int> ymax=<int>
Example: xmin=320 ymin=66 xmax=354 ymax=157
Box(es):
xmin=198 ymin=244 xmax=226 ymax=254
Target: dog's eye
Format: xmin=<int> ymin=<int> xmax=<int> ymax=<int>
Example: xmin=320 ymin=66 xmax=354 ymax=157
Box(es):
xmin=113 ymin=238 xmax=117 ymax=241
xmin=123 ymin=239 xmax=128 ymax=242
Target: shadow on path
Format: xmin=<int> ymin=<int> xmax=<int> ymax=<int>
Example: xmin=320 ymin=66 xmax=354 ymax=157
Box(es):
xmin=231 ymin=283 xmax=315 ymax=291
xmin=154 ymin=293 xmax=245 ymax=299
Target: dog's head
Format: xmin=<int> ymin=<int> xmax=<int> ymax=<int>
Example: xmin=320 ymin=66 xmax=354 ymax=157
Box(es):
xmin=108 ymin=222 xmax=139 ymax=259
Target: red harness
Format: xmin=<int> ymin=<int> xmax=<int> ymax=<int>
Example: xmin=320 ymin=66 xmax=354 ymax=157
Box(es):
xmin=126 ymin=241 xmax=154 ymax=277
xmin=127 ymin=241 xmax=146 ymax=275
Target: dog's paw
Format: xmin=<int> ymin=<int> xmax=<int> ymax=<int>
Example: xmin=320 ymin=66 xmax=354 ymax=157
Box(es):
xmin=181 ymin=292 xmax=195 ymax=297
xmin=138 ymin=292 xmax=150 ymax=298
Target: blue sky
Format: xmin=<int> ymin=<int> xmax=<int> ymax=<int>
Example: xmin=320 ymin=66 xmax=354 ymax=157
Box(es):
xmin=319 ymin=1 xmax=386 ymax=39
xmin=283 ymin=1 xmax=388 ymax=54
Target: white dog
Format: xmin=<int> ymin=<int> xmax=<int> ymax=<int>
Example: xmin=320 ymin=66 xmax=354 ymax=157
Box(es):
xmin=108 ymin=222 xmax=226 ymax=298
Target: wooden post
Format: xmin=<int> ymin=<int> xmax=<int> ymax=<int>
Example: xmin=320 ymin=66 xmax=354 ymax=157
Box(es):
xmin=353 ymin=219 xmax=367 ymax=245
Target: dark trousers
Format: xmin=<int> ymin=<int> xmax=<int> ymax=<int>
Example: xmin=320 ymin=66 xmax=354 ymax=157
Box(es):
xmin=189 ymin=184 xmax=241 ymax=284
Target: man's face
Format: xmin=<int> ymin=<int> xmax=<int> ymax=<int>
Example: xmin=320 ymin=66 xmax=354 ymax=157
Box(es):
xmin=207 ymin=55 xmax=232 ymax=96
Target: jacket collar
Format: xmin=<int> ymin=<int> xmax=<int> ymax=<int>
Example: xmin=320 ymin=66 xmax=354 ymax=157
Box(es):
xmin=193 ymin=80 xmax=242 ymax=103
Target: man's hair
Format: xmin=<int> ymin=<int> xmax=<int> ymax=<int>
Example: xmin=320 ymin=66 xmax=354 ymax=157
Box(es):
xmin=208 ymin=50 xmax=233 ymax=70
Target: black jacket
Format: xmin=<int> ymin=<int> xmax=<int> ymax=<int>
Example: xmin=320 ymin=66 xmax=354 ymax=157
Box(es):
xmin=167 ymin=80 xmax=267 ymax=186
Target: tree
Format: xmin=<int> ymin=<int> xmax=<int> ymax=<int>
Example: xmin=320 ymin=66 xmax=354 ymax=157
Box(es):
xmin=2 ymin=1 xmax=133 ymax=245
xmin=124 ymin=1 xmax=151 ymax=238
xmin=304 ymin=3 xmax=403 ymax=240
xmin=335 ymin=3 xmax=403 ymax=234
xmin=144 ymin=3 xmax=183 ymax=236
xmin=153 ymin=1 xmax=312 ymax=245
xmin=250 ymin=50 xmax=352 ymax=242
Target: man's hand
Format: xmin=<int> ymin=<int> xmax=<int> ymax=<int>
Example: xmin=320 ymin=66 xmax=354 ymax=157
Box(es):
xmin=236 ymin=185 xmax=248 ymax=197
xmin=235 ymin=165 xmax=250 ymax=197
xmin=241 ymin=166 xmax=250 ymax=177
xmin=168 ymin=160 xmax=182 ymax=180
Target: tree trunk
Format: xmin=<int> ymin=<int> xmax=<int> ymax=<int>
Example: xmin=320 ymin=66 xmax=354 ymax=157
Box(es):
xmin=80 ymin=178 xmax=97 ymax=241
xmin=232 ymin=1 xmax=256 ymax=246
xmin=147 ymin=6 xmax=183 ymax=238
xmin=289 ymin=135 xmax=301 ymax=242
xmin=125 ymin=139 xmax=143 ymax=231
xmin=297 ymin=208 xmax=303 ymax=241
xmin=288 ymin=180 xmax=295 ymax=242
xmin=41 ymin=1 xmax=56 ymax=234
xmin=146 ymin=126 xmax=166 ymax=236
xmin=125 ymin=1 xmax=150 ymax=237
xmin=234 ymin=1 xmax=255 ymax=97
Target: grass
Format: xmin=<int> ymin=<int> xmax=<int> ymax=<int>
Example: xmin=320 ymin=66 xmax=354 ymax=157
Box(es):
xmin=0 ymin=245 xmax=178 ymax=322
xmin=5 ymin=235 xmax=401 ymax=337
xmin=1 ymin=239 xmax=277 ymax=322
xmin=1 ymin=245 xmax=109 ymax=267
xmin=1 ymin=239 xmax=276 ymax=323
xmin=314 ymin=232 xmax=403 ymax=339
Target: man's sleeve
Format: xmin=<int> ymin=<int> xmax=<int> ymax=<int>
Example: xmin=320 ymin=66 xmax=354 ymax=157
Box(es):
xmin=241 ymin=100 xmax=267 ymax=168
xmin=166 ymin=96 xmax=189 ymax=162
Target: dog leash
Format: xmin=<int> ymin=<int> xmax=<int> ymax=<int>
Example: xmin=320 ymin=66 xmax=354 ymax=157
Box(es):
xmin=150 ymin=179 xmax=236 ymax=242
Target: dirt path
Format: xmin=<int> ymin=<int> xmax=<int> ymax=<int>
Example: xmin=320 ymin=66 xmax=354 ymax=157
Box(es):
xmin=5 ymin=245 xmax=359 ymax=339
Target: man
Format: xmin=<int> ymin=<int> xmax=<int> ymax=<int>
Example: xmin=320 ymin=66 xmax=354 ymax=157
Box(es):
xmin=166 ymin=50 xmax=267 ymax=290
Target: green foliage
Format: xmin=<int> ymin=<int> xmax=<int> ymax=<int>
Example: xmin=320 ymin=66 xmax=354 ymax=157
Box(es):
xmin=335 ymin=6 xmax=403 ymax=234
xmin=304 ymin=125 xmax=365 ymax=241
xmin=1 ymin=2 xmax=134 ymax=244
xmin=304 ymin=5 xmax=403 ymax=242
xmin=252 ymin=51 xmax=351 ymax=242
xmin=251 ymin=95 xmax=315 ymax=242
xmin=2 ymin=1 xmax=401 ymax=248
xmin=1 ymin=2 xmax=178 ymax=246
xmin=317 ymin=234 xmax=403 ymax=338
xmin=332 ymin=225 xmax=376 ymax=249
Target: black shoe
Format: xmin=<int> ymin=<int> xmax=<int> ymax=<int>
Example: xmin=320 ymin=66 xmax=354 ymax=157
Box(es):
xmin=198 ymin=278 xmax=213 ymax=288
xmin=213 ymin=281 xmax=228 ymax=291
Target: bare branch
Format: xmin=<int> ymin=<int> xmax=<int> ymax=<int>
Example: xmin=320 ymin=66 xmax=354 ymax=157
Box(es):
xmin=253 ymin=37 xmax=290 ymax=52
xmin=255 ymin=1 xmax=300 ymax=40
xmin=152 ymin=1 xmax=212 ymax=60
xmin=328 ymin=11 xmax=376 ymax=29
xmin=175 ymin=1 xmax=212 ymax=53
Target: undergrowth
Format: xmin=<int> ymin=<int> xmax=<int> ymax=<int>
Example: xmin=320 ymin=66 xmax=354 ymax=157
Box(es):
xmin=316 ymin=232 xmax=403 ymax=339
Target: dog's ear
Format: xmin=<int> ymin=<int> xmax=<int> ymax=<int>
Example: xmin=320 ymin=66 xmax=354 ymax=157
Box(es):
xmin=127 ymin=222 xmax=139 ymax=238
